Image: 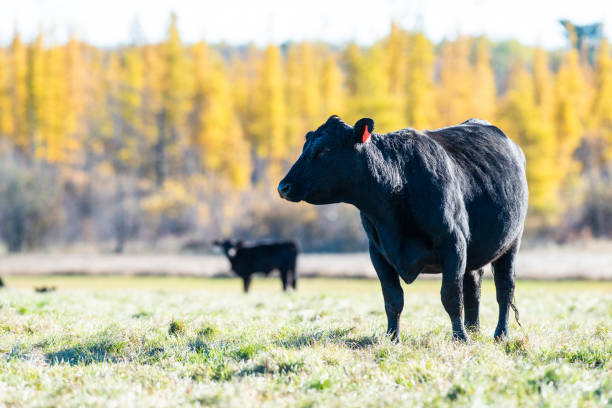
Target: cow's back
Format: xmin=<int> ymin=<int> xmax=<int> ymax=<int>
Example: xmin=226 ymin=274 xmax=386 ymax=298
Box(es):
xmin=424 ymin=120 xmax=528 ymax=269
xmin=424 ymin=120 xmax=524 ymax=193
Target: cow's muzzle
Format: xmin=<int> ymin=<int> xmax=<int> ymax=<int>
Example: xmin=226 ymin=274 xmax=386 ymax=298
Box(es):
xmin=277 ymin=181 xmax=299 ymax=202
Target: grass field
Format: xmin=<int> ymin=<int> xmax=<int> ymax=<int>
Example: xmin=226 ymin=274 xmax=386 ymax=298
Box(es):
xmin=0 ymin=276 xmax=610 ymax=407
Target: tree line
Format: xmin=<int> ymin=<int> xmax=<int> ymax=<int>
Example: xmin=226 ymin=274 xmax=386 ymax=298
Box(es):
xmin=0 ymin=16 xmax=611 ymax=252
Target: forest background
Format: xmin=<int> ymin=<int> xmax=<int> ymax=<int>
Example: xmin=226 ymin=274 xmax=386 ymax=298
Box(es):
xmin=0 ymin=16 xmax=611 ymax=253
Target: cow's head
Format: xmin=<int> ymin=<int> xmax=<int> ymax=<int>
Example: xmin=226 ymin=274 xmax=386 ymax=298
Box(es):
xmin=278 ymin=115 xmax=374 ymax=205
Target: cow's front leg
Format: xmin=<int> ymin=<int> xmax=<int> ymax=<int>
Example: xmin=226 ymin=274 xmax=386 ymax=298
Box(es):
xmin=369 ymin=243 xmax=403 ymax=341
xmin=440 ymin=234 xmax=468 ymax=341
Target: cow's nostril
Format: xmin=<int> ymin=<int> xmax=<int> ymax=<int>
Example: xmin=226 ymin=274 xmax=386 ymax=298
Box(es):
xmin=278 ymin=182 xmax=292 ymax=197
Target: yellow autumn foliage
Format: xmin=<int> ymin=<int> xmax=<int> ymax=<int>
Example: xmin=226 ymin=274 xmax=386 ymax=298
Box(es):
xmin=0 ymin=20 xmax=609 ymax=227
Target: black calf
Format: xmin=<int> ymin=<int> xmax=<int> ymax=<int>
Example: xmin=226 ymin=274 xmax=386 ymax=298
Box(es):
xmin=214 ymin=240 xmax=298 ymax=292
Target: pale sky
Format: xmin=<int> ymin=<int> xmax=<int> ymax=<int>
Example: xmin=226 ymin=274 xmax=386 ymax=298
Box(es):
xmin=1 ymin=0 xmax=611 ymax=48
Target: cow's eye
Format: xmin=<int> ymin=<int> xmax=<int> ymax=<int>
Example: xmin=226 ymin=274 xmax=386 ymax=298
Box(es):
xmin=313 ymin=147 xmax=331 ymax=159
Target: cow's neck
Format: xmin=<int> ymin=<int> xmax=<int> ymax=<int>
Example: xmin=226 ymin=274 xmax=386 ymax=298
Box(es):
xmin=345 ymin=140 xmax=407 ymax=226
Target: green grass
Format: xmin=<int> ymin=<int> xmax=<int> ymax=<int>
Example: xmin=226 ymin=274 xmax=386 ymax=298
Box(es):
xmin=0 ymin=276 xmax=610 ymax=407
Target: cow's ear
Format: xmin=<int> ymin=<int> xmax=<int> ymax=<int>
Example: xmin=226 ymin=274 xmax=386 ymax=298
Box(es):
xmin=354 ymin=118 xmax=374 ymax=143
xmin=326 ymin=114 xmax=341 ymax=124
xmin=235 ymin=240 xmax=244 ymax=249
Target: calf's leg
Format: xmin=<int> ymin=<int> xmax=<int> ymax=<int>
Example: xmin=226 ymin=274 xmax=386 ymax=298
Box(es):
xmin=290 ymin=269 xmax=297 ymax=290
xmin=492 ymin=239 xmax=519 ymax=340
xmin=369 ymin=244 xmax=404 ymax=341
xmin=440 ymin=235 xmax=468 ymax=341
xmin=242 ymin=275 xmax=252 ymax=293
xmin=280 ymin=269 xmax=288 ymax=291
xmin=463 ymin=268 xmax=484 ymax=331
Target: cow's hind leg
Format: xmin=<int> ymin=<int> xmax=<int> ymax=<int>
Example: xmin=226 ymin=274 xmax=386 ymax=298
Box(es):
xmin=463 ymin=268 xmax=484 ymax=332
xmin=440 ymin=235 xmax=468 ymax=342
xmin=492 ymin=239 xmax=519 ymax=340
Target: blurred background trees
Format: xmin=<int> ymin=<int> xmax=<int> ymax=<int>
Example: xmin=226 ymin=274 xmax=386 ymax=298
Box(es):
xmin=0 ymin=16 xmax=610 ymax=252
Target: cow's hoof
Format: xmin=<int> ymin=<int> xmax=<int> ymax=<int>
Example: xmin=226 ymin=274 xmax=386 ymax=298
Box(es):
xmin=465 ymin=323 xmax=480 ymax=333
xmin=386 ymin=331 xmax=401 ymax=344
xmin=494 ymin=326 xmax=508 ymax=341
xmin=452 ymin=330 xmax=469 ymax=343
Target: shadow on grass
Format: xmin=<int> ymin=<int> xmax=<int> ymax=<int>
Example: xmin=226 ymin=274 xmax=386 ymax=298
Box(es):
xmin=46 ymin=338 xmax=126 ymax=365
xmin=539 ymin=345 xmax=610 ymax=368
xmin=237 ymin=359 xmax=306 ymax=377
xmin=275 ymin=326 xmax=378 ymax=350
xmin=46 ymin=337 xmax=165 ymax=366
xmin=340 ymin=334 xmax=379 ymax=349
xmin=275 ymin=327 xmax=349 ymax=349
xmin=275 ymin=331 xmax=323 ymax=349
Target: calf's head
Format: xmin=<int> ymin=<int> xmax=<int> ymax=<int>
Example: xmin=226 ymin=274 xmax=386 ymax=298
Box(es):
xmin=212 ymin=239 xmax=244 ymax=257
xmin=278 ymin=115 xmax=374 ymax=205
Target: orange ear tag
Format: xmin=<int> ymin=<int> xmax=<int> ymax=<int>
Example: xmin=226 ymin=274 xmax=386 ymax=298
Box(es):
xmin=362 ymin=124 xmax=371 ymax=143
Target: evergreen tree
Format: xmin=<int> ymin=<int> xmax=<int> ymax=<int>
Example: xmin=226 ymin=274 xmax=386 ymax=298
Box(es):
xmin=0 ymin=20 xmax=609 ymax=244
xmin=591 ymin=39 xmax=612 ymax=162
xmin=231 ymin=45 xmax=258 ymax=151
xmin=320 ymin=51 xmax=345 ymax=118
xmin=553 ymin=49 xmax=588 ymax=181
xmin=192 ymin=42 xmax=251 ymax=187
xmin=385 ymin=22 xmax=406 ymax=97
xmin=0 ymin=49 xmax=13 ymax=139
xmin=471 ymin=37 xmax=497 ymax=120
xmin=438 ymin=37 xmax=474 ymax=125
xmin=343 ymin=43 xmax=402 ymax=131
xmin=26 ymin=33 xmax=46 ymax=159
xmin=142 ymin=43 xmax=164 ymax=181
xmin=42 ymin=43 xmax=71 ymax=163
xmin=250 ymin=44 xmax=286 ymax=180
xmin=65 ymin=35 xmax=88 ymax=157
xmin=404 ymin=32 xmax=436 ymax=129
xmin=533 ymin=48 xmax=554 ymax=120
xmin=9 ymin=33 xmax=28 ymax=153
xmin=286 ymin=42 xmax=323 ymax=150
xmin=117 ymin=45 xmax=145 ymax=169
xmin=498 ymin=60 xmax=558 ymax=219
xmin=157 ymin=13 xmax=191 ymax=185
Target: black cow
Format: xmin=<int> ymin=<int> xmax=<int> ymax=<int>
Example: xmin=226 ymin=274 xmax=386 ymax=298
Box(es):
xmin=213 ymin=240 xmax=298 ymax=292
xmin=278 ymin=115 xmax=528 ymax=341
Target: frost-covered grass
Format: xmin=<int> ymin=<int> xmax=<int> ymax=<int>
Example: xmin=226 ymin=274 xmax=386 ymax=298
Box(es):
xmin=0 ymin=276 xmax=610 ymax=407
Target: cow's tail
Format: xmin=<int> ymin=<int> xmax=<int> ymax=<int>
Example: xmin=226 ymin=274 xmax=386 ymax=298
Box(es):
xmin=492 ymin=267 xmax=522 ymax=329
xmin=509 ymin=295 xmax=522 ymax=328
